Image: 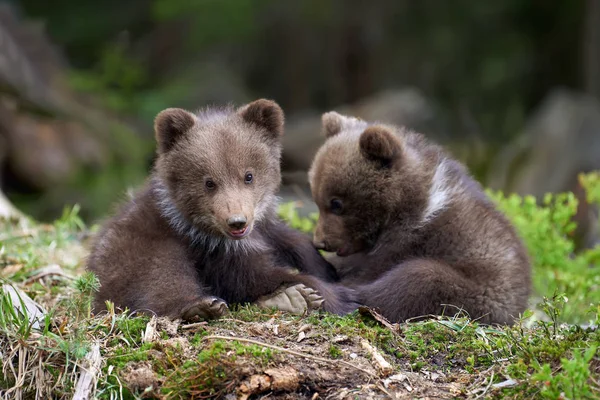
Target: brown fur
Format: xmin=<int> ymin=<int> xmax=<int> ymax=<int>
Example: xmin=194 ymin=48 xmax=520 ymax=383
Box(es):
xmin=86 ymin=100 xmax=358 ymax=320
xmin=309 ymin=111 xmax=531 ymax=325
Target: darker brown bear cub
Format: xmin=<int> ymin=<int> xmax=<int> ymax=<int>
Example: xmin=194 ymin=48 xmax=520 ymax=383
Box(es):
xmin=309 ymin=112 xmax=531 ymax=325
xmin=86 ymin=99 xmax=358 ymax=321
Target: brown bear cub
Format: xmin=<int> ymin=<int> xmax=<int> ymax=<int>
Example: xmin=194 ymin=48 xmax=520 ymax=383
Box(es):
xmin=309 ymin=112 xmax=531 ymax=325
xmin=86 ymin=99 xmax=358 ymax=321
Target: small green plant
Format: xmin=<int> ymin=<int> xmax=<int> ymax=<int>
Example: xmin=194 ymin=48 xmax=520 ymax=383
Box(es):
xmin=532 ymin=346 xmax=598 ymax=399
xmin=487 ymin=172 xmax=600 ymax=323
xmin=72 ymin=272 xmax=101 ymax=320
xmin=0 ymin=282 xmax=36 ymax=340
xmin=328 ymin=344 xmax=342 ymax=359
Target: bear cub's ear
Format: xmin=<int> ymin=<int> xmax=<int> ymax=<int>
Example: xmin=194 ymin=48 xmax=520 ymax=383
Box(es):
xmin=239 ymin=99 xmax=285 ymax=140
xmin=321 ymin=111 xmax=367 ymax=138
xmin=154 ymin=108 xmax=197 ymax=153
xmin=359 ymin=125 xmax=402 ymax=167
xmin=321 ymin=111 xmax=344 ymax=138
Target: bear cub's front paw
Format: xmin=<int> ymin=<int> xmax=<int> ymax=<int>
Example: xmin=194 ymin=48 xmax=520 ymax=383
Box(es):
xmin=182 ymin=296 xmax=228 ymax=322
xmin=334 ymin=285 xmax=361 ymax=314
xmin=256 ymin=283 xmax=324 ymax=314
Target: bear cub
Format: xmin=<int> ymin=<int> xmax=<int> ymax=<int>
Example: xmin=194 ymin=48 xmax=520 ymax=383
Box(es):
xmin=309 ymin=112 xmax=531 ymax=325
xmin=86 ymin=99 xmax=358 ymax=321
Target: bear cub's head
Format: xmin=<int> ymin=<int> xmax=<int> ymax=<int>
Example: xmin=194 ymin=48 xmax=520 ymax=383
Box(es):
xmin=309 ymin=111 xmax=428 ymax=257
xmin=154 ymin=99 xmax=284 ymax=241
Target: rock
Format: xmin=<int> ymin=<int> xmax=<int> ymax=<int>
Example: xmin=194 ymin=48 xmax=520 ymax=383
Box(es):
xmin=0 ymin=5 xmax=147 ymax=221
xmin=282 ymin=88 xmax=443 ymax=177
xmin=488 ymin=88 xmax=600 ymax=248
xmin=0 ymin=188 xmax=23 ymax=219
xmin=1 ymin=105 xmax=106 ymax=191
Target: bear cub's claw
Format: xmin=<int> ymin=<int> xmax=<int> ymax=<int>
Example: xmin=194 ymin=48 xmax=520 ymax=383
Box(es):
xmin=182 ymin=296 xmax=228 ymax=322
xmin=256 ymin=283 xmax=324 ymax=314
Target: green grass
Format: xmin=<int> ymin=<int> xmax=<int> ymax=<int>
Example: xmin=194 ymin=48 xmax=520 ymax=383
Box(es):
xmin=0 ymin=172 xmax=599 ymax=398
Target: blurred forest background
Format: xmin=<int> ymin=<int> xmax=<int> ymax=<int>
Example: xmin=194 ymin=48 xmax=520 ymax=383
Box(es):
xmin=0 ymin=0 xmax=599 ymax=247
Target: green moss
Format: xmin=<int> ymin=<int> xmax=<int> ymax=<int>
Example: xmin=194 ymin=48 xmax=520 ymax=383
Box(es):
xmin=115 ymin=315 xmax=151 ymax=345
xmin=329 ymin=344 xmax=342 ymax=359
xmin=106 ymin=343 xmax=153 ymax=369
xmin=157 ymin=338 xmax=277 ymax=398
xmin=226 ymin=303 xmax=281 ymax=322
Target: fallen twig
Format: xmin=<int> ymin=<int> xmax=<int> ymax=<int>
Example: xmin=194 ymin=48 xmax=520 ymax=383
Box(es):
xmin=203 ymin=335 xmax=378 ymax=379
xmin=361 ymin=340 xmax=393 ymax=376
xmin=73 ymin=342 xmax=102 ymax=400
xmin=238 ymin=367 xmax=300 ymax=399
xmin=472 ymin=371 xmax=495 ymax=400
xmin=358 ymin=306 xmax=402 ymax=334
xmin=180 ymin=321 xmax=208 ymax=330
xmin=376 ymin=382 xmax=397 ymax=399
xmin=23 ymin=264 xmax=74 ymax=284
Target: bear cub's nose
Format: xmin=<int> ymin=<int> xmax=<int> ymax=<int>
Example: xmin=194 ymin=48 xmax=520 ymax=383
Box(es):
xmin=227 ymin=215 xmax=247 ymax=230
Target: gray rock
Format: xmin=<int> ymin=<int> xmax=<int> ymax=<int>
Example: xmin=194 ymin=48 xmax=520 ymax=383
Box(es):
xmin=487 ymin=88 xmax=600 ymax=248
xmin=488 ymin=89 xmax=600 ymax=196
xmin=282 ymin=88 xmax=442 ymax=177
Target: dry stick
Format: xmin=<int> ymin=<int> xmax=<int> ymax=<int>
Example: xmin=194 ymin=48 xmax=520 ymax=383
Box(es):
xmin=376 ymin=382 xmax=397 ymax=399
xmin=473 ymin=371 xmax=495 ymax=400
xmin=73 ymin=342 xmax=102 ymax=400
xmin=361 ymin=340 xmax=393 ymax=376
xmin=181 ymin=321 xmax=209 ymax=330
xmin=203 ymin=335 xmax=378 ymax=379
xmin=23 ymin=265 xmax=75 ymax=284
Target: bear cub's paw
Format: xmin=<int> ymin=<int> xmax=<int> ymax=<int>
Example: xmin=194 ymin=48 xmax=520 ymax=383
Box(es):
xmin=256 ymin=283 xmax=324 ymax=314
xmin=182 ymin=296 xmax=228 ymax=322
xmin=332 ymin=285 xmax=361 ymax=315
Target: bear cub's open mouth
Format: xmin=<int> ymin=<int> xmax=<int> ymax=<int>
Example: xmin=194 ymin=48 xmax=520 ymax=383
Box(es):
xmin=227 ymin=224 xmax=252 ymax=239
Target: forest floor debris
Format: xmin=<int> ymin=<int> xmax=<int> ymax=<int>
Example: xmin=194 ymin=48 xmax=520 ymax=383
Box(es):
xmin=1 ymin=207 xmax=599 ymax=399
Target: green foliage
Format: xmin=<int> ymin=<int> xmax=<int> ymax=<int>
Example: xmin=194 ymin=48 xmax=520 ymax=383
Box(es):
xmin=580 ymin=171 xmax=600 ymax=206
xmin=4 ymin=175 xmax=600 ymax=397
xmin=0 ymin=282 xmax=37 ymax=340
xmin=277 ymin=202 xmax=319 ymax=234
xmin=532 ymin=344 xmax=597 ymax=399
xmin=486 ymin=173 xmax=600 ymax=323
xmin=152 ymin=0 xmax=267 ymax=46
xmin=69 ymin=43 xmax=148 ymax=114
xmin=489 ymin=295 xmax=600 ymax=399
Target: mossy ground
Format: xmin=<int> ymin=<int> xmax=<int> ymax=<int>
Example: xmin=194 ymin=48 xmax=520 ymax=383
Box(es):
xmin=2 ymin=173 xmax=600 ymax=399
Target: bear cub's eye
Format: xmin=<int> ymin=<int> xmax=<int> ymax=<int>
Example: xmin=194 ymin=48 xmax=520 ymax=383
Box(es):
xmin=244 ymin=172 xmax=253 ymax=184
xmin=330 ymin=199 xmax=343 ymax=215
xmin=205 ymin=180 xmax=216 ymax=190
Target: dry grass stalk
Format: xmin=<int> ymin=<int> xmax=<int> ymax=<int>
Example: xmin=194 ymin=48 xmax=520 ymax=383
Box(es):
xmin=73 ymin=342 xmax=102 ymax=400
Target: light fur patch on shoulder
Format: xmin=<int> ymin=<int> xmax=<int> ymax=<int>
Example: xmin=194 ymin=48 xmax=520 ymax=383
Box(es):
xmin=420 ymin=159 xmax=453 ymax=225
